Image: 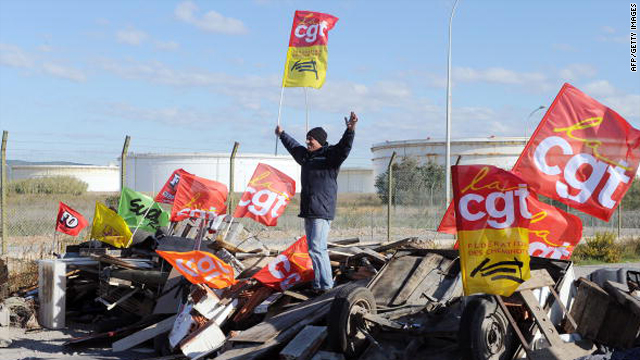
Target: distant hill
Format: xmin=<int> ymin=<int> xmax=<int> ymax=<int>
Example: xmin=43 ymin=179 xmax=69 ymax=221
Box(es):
xmin=7 ymin=160 xmax=91 ymax=166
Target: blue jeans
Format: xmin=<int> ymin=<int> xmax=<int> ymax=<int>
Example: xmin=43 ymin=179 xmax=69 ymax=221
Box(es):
xmin=304 ymin=218 xmax=334 ymax=290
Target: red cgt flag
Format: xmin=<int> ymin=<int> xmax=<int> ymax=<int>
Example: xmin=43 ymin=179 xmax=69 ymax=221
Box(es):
xmin=527 ymin=199 xmax=582 ymax=260
xmin=253 ymin=236 xmax=314 ymax=291
xmin=170 ymin=173 xmax=228 ymax=222
xmin=452 ymin=165 xmax=532 ymax=296
xmin=56 ymin=202 xmax=88 ymax=236
xmin=513 ymin=83 xmax=640 ymax=221
xmin=234 ymin=163 xmax=296 ymax=227
xmin=155 ymin=168 xmax=192 ymax=205
xmin=438 ymin=180 xmax=583 ymax=260
xmin=156 ymin=250 xmax=236 ymax=289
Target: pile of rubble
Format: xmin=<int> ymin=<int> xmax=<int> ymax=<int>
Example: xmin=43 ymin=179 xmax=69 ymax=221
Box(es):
xmin=2 ymin=221 xmax=640 ymax=360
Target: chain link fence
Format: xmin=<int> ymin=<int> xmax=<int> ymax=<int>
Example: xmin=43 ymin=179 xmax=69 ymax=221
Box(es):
xmin=2 ymin=133 xmax=640 ymax=289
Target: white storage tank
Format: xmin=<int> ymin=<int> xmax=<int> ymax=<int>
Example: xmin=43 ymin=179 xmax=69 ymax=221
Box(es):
xmin=338 ymin=167 xmax=375 ymax=193
xmin=370 ymin=137 xmax=528 ymax=178
xmin=126 ymin=152 xmax=302 ymax=194
xmin=8 ymin=164 xmax=120 ymax=192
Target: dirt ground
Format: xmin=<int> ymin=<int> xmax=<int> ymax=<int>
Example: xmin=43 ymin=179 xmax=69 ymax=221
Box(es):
xmin=1 ymin=262 xmax=639 ymax=360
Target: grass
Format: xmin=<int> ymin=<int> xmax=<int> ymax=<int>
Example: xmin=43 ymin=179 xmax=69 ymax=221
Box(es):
xmin=572 ymin=233 xmax=640 ymax=265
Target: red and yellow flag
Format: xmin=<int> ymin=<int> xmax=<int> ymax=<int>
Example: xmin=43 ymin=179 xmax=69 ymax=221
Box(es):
xmin=453 ymin=165 xmax=532 ymax=296
xmin=282 ymin=10 xmax=338 ymax=89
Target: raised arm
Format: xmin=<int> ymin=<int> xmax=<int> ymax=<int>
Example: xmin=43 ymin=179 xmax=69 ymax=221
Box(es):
xmin=327 ymin=112 xmax=358 ymax=167
xmin=276 ymin=125 xmax=307 ymax=165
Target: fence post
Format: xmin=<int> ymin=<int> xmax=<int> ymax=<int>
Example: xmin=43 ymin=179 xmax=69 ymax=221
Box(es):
xmin=120 ymin=135 xmax=131 ymax=192
xmin=387 ymin=151 xmax=397 ymax=242
xmin=617 ymin=204 xmax=622 ymax=241
xmin=1 ymin=131 xmax=7 ymax=255
xmin=227 ymin=142 xmax=240 ymax=213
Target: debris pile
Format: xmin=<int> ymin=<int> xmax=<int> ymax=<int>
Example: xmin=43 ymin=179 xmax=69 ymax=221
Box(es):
xmin=0 ymin=222 xmax=634 ymax=360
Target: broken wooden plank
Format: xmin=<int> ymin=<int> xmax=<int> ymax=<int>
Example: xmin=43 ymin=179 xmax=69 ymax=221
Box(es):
xmin=233 ymin=285 xmax=274 ymax=323
xmin=154 ymin=268 xmax=187 ymax=315
xmin=282 ymin=290 xmax=309 ymax=302
xmin=373 ymin=237 xmax=416 ymax=252
xmin=279 ymin=325 xmax=327 ymax=360
xmin=515 ymin=269 xmax=555 ymax=292
xmin=390 ymin=253 xmax=445 ymax=306
xmin=231 ymin=285 xmax=345 ymax=344
xmin=180 ymin=321 xmax=226 ymax=360
xmin=348 ymin=247 xmax=387 ymax=267
xmin=215 ymin=300 xmax=330 ymax=360
xmin=112 ymin=315 xmax=176 ymax=352
xmin=328 ymin=237 xmax=360 ymax=246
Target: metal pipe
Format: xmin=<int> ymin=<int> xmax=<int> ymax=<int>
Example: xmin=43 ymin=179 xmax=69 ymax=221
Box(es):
xmin=445 ymin=0 xmax=460 ymax=207
xmin=387 ymin=151 xmax=397 ymax=242
xmin=1 ymin=131 xmax=8 ymax=255
xmin=120 ymin=135 xmax=131 ymax=192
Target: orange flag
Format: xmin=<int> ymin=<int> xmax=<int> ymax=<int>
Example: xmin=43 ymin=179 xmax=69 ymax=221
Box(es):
xmin=157 ymin=250 xmax=236 ymax=289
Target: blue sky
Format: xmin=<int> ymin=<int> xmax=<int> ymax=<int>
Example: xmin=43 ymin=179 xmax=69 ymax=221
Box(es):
xmin=1 ymin=0 xmax=638 ymax=167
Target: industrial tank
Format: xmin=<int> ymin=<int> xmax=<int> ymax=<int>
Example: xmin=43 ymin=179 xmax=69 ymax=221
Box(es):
xmin=370 ymin=137 xmax=528 ymax=178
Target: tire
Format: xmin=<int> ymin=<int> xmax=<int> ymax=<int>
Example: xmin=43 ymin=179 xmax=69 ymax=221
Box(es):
xmin=458 ymin=295 xmax=517 ymax=360
xmin=328 ymin=284 xmax=377 ymax=359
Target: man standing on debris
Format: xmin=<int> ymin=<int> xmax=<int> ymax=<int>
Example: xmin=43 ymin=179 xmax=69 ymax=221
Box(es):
xmin=275 ymin=112 xmax=358 ymax=293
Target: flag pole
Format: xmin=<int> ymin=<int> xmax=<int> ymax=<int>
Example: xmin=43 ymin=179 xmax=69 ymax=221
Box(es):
xmin=275 ymin=85 xmax=285 ymax=155
xmin=304 ymin=87 xmax=309 ymax=133
xmin=130 ymin=205 xmax=153 ymax=243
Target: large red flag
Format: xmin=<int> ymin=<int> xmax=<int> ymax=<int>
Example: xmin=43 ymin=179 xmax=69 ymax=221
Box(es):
xmin=253 ymin=236 xmax=314 ymax=291
xmin=452 ymin=165 xmax=532 ymax=296
xmin=513 ymin=83 xmax=640 ymax=221
xmin=439 ymin=83 xmax=640 ymax=231
xmin=170 ymin=173 xmax=228 ymax=222
xmin=233 ymin=163 xmax=296 ymax=226
xmin=55 ymin=202 xmax=88 ymax=236
xmin=155 ymin=168 xmax=192 ymax=204
xmin=438 ymin=193 xmax=583 ymax=260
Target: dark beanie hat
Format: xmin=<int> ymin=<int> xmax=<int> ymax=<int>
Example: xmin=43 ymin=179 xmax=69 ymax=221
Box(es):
xmin=307 ymin=127 xmax=327 ymax=145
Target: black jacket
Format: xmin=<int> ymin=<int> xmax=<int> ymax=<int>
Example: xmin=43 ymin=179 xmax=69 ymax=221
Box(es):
xmin=280 ymin=129 xmax=355 ymax=220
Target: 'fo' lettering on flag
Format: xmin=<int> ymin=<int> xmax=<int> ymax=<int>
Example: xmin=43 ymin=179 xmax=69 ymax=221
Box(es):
xmin=56 ymin=202 xmax=88 ymax=237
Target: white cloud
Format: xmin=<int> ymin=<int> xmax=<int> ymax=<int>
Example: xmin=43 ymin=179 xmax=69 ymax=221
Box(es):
xmin=1 ymin=43 xmax=86 ymax=82
xmin=42 ymin=62 xmax=86 ymax=82
xmin=582 ymin=80 xmax=617 ymax=97
xmin=0 ymin=43 xmax=34 ymax=68
xmin=602 ymin=94 xmax=640 ymax=119
xmin=175 ymin=1 xmax=248 ymax=35
xmin=103 ymin=102 xmax=228 ymax=125
xmin=116 ymin=27 xmax=148 ymax=45
xmin=580 ymin=80 xmax=640 ymax=121
xmin=559 ymin=63 xmax=597 ymax=80
xmin=154 ymin=40 xmax=180 ymax=51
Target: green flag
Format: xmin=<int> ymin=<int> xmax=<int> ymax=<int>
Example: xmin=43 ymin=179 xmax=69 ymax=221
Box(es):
xmin=118 ymin=187 xmax=170 ymax=233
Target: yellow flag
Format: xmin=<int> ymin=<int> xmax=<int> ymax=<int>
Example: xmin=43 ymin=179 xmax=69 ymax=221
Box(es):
xmin=90 ymin=202 xmax=133 ymax=248
xmin=282 ymin=11 xmax=338 ymax=89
